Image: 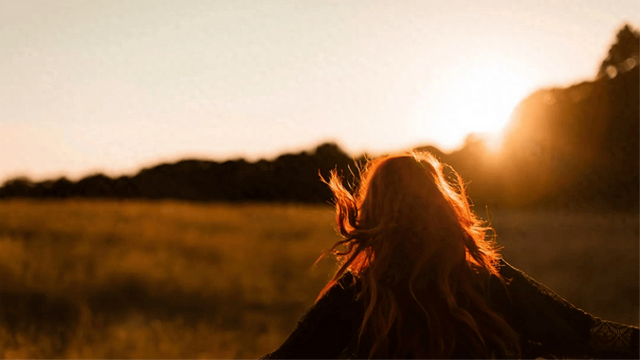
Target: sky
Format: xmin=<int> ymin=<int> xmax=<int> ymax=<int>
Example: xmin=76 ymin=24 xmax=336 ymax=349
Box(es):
xmin=0 ymin=0 xmax=638 ymax=183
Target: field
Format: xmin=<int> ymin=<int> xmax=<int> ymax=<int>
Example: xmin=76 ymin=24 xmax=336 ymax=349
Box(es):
xmin=0 ymin=200 xmax=637 ymax=358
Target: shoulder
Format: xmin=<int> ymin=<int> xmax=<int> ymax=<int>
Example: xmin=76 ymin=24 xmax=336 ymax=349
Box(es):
xmin=492 ymin=258 xmax=545 ymax=295
xmin=495 ymin=259 xmax=577 ymax=302
xmin=488 ymin=259 xmax=542 ymax=311
xmin=495 ymin=258 xmax=523 ymax=279
xmin=337 ymin=271 xmax=359 ymax=290
xmin=318 ymin=271 xmax=361 ymax=305
xmin=489 ymin=258 xmax=563 ymax=307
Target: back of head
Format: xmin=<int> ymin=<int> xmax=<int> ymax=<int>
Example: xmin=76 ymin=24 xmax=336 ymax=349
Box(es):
xmin=319 ymin=151 xmax=519 ymax=358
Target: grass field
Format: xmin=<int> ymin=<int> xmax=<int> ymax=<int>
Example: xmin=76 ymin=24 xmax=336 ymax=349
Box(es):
xmin=0 ymin=199 xmax=637 ymax=358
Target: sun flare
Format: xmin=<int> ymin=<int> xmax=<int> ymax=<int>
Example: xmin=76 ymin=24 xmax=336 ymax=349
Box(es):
xmin=412 ymin=56 xmax=534 ymax=152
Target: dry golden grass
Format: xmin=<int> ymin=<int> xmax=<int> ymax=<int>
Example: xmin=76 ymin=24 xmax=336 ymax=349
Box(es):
xmin=489 ymin=209 xmax=639 ymax=327
xmin=0 ymin=199 xmax=637 ymax=358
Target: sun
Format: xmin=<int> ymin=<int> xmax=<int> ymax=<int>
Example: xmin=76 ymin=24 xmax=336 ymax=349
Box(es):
xmin=411 ymin=56 xmax=534 ymax=152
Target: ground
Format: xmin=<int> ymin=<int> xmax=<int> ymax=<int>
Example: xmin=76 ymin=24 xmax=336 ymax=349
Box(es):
xmin=0 ymin=200 xmax=636 ymax=358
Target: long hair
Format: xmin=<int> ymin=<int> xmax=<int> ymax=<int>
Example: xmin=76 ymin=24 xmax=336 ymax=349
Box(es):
xmin=317 ymin=151 xmax=520 ymax=358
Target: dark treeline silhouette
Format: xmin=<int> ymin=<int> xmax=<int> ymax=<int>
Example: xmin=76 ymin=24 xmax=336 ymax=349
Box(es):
xmin=446 ymin=24 xmax=639 ymax=212
xmin=408 ymin=24 xmax=639 ymax=212
xmin=0 ymin=143 xmax=358 ymax=203
xmin=1 ymin=25 xmax=638 ymax=211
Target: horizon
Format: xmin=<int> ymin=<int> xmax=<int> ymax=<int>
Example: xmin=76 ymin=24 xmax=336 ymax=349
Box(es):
xmin=1 ymin=0 xmax=639 ymax=183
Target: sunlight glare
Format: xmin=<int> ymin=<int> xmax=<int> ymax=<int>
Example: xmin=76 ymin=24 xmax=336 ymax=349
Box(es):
xmin=411 ymin=56 xmax=534 ymax=152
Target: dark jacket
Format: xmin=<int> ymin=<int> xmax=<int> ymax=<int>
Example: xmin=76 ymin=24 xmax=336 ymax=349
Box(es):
xmin=261 ymin=260 xmax=639 ymax=359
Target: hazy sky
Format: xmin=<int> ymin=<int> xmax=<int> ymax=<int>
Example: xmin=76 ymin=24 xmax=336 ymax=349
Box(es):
xmin=1 ymin=0 xmax=638 ymax=182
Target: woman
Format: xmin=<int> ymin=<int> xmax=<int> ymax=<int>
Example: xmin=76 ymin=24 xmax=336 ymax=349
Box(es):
xmin=261 ymin=152 xmax=638 ymax=359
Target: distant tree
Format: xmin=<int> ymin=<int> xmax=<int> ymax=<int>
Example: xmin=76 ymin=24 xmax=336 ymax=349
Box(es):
xmin=43 ymin=177 xmax=74 ymax=198
xmin=598 ymin=24 xmax=640 ymax=79
xmin=75 ymin=174 xmax=115 ymax=197
xmin=311 ymin=142 xmax=350 ymax=175
xmin=0 ymin=176 xmax=35 ymax=197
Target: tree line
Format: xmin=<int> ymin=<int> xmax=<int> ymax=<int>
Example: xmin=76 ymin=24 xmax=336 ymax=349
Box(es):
xmin=1 ymin=25 xmax=638 ymax=211
xmin=0 ymin=143 xmax=357 ymax=203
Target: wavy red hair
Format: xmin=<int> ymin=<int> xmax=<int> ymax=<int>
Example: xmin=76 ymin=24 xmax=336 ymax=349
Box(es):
xmin=318 ymin=151 xmax=519 ymax=358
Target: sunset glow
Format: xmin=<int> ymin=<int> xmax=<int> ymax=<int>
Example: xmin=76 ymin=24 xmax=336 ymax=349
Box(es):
xmin=411 ymin=55 xmax=535 ymax=151
xmin=0 ymin=1 xmax=638 ymax=182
